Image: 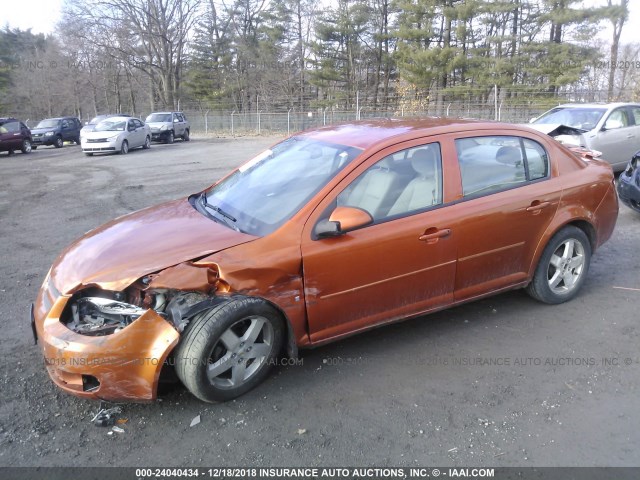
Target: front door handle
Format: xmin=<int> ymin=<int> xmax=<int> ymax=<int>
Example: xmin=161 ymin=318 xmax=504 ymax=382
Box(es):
xmin=419 ymin=228 xmax=451 ymax=244
xmin=526 ymin=201 xmax=550 ymax=213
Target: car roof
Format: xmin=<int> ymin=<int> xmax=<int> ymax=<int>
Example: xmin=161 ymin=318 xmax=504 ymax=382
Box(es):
xmin=554 ymin=102 xmax=640 ymax=109
xmin=297 ymin=118 xmax=504 ymax=150
xmin=99 ymin=116 xmax=134 ymax=122
xmin=0 ymin=117 xmax=18 ymax=123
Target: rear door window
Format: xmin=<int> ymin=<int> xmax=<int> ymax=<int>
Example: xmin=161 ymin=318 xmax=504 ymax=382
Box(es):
xmin=455 ymin=136 xmax=549 ymax=197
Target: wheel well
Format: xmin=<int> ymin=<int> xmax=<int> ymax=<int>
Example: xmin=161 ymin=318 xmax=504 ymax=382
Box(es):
xmin=168 ymin=293 xmax=298 ymax=360
xmin=567 ymin=220 xmax=597 ymax=251
xmin=259 ymin=298 xmax=299 ymax=359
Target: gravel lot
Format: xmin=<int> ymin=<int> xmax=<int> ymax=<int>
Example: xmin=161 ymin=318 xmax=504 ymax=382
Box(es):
xmin=0 ymin=136 xmax=639 ymax=467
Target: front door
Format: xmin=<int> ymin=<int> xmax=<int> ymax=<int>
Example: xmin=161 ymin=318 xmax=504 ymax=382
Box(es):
xmin=301 ymin=140 xmax=458 ymax=343
xmin=591 ymin=107 xmax=636 ymax=170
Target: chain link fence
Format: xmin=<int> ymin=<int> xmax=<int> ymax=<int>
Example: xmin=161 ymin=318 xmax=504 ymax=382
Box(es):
xmin=176 ymin=87 xmax=634 ymax=136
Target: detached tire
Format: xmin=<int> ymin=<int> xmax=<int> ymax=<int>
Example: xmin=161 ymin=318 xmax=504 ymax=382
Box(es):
xmin=174 ymin=296 xmax=284 ymax=403
xmin=526 ymin=225 xmax=591 ymax=304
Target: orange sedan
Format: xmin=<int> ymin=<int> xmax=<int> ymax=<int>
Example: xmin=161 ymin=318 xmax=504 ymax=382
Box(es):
xmin=33 ymin=118 xmax=618 ymax=403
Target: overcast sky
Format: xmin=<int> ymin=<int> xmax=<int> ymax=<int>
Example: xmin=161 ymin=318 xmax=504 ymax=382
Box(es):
xmin=2 ymin=0 xmax=639 ymax=44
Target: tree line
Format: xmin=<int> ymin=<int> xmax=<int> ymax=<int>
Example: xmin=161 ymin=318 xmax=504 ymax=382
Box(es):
xmin=0 ymin=0 xmax=637 ymax=122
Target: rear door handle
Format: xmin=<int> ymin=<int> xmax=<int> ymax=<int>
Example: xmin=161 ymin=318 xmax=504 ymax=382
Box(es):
xmin=526 ymin=201 xmax=550 ymax=213
xmin=419 ymin=228 xmax=451 ymax=244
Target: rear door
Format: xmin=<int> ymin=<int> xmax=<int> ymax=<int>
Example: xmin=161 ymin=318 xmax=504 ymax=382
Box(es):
xmin=450 ymin=134 xmax=561 ymax=300
xmin=3 ymin=121 xmax=22 ymax=150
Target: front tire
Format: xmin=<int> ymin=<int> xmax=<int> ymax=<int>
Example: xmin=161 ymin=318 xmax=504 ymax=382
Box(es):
xmin=166 ymin=131 xmax=174 ymax=144
xmin=174 ymin=296 xmax=284 ymax=403
xmin=21 ymin=139 xmax=32 ymax=153
xmin=120 ymin=140 xmax=129 ymax=155
xmin=526 ymin=226 xmax=591 ymax=304
xmin=54 ymin=136 xmax=63 ymax=148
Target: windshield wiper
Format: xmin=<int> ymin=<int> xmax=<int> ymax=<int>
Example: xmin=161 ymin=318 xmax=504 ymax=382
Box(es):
xmin=199 ymin=193 xmax=239 ymax=231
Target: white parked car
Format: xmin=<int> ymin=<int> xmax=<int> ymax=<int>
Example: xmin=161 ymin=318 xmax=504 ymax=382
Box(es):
xmin=81 ymin=116 xmax=151 ymax=156
xmin=530 ymin=102 xmax=640 ymax=172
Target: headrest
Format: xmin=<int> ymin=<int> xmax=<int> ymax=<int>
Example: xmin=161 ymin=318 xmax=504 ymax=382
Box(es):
xmin=411 ymin=148 xmax=437 ymax=176
xmin=376 ymin=157 xmax=395 ymax=170
xmin=496 ymin=146 xmax=522 ymax=166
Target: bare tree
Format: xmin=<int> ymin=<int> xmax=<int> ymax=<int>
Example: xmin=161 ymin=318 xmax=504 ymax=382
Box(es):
xmin=62 ymin=0 xmax=202 ymax=109
xmin=607 ymin=0 xmax=629 ymax=101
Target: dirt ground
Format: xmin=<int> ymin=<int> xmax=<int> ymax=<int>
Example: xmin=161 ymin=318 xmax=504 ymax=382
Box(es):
xmin=0 ymin=136 xmax=639 ymax=467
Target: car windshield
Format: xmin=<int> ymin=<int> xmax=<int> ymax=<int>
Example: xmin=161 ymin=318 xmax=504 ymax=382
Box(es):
xmin=36 ymin=119 xmax=60 ymax=129
xmin=202 ymin=137 xmax=362 ymax=236
xmin=146 ymin=113 xmax=172 ymax=123
xmin=533 ymin=107 xmax=606 ymax=131
xmin=94 ymin=120 xmax=126 ymax=132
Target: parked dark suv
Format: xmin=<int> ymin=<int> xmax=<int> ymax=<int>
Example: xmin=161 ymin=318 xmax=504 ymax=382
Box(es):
xmin=0 ymin=117 xmax=32 ymax=155
xmin=31 ymin=116 xmax=82 ymax=148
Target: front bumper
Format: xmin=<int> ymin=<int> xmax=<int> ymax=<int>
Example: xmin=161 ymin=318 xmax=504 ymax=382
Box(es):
xmin=33 ymin=288 xmax=180 ymax=402
xmin=82 ymin=138 xmax=119 ymax=153
xmin=32 ymin=135 xmax=56 ymax=146
xmin=617 ymin=168 xmax=640 ymax=210
xmin=150 ymin=129 xmax=171 ymax=141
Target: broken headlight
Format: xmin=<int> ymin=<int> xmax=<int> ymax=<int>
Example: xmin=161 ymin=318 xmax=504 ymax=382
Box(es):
xmin=67 ymin=297 xmax=146 ymax=336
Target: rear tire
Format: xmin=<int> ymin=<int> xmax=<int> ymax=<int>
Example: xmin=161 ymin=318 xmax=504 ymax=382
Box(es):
xmin=143 ymin=136 xmax=151 ymax=149
xmin=182 ymin=129 xmax=190 ymax=141
xmin=21 ymin=139 xmax=32 ymax=154
xmin=174 ymin=296 xmax=284 ymax=403
xmin=526 ymin=226 xmax=591 ymax=304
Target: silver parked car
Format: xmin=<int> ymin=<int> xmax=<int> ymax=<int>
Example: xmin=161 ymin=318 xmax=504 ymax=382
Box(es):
xmin=80 ymin=114 xmax=131 ymax=138
xmin=145 ymin=111 xmax=190 ymax=144
xmin=81 ymin=116 xmax=151 ymax=156
xmin=530 ymin=102 xmax=640 ymax=172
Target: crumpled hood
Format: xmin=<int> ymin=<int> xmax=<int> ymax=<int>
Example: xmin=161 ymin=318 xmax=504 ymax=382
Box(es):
xmin=51 ymin=198 xmax=255 ymax=293
xmin=147 ymin=122 xmax=171 ymax=131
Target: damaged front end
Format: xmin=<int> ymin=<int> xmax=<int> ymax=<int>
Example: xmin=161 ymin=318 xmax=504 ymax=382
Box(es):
xmin=35 ymin=262 xmax=228 ymax=402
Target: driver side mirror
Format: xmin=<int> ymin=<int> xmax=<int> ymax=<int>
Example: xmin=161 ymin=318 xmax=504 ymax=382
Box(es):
xmin=315 ymin=206 xmax=373 ymax=238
